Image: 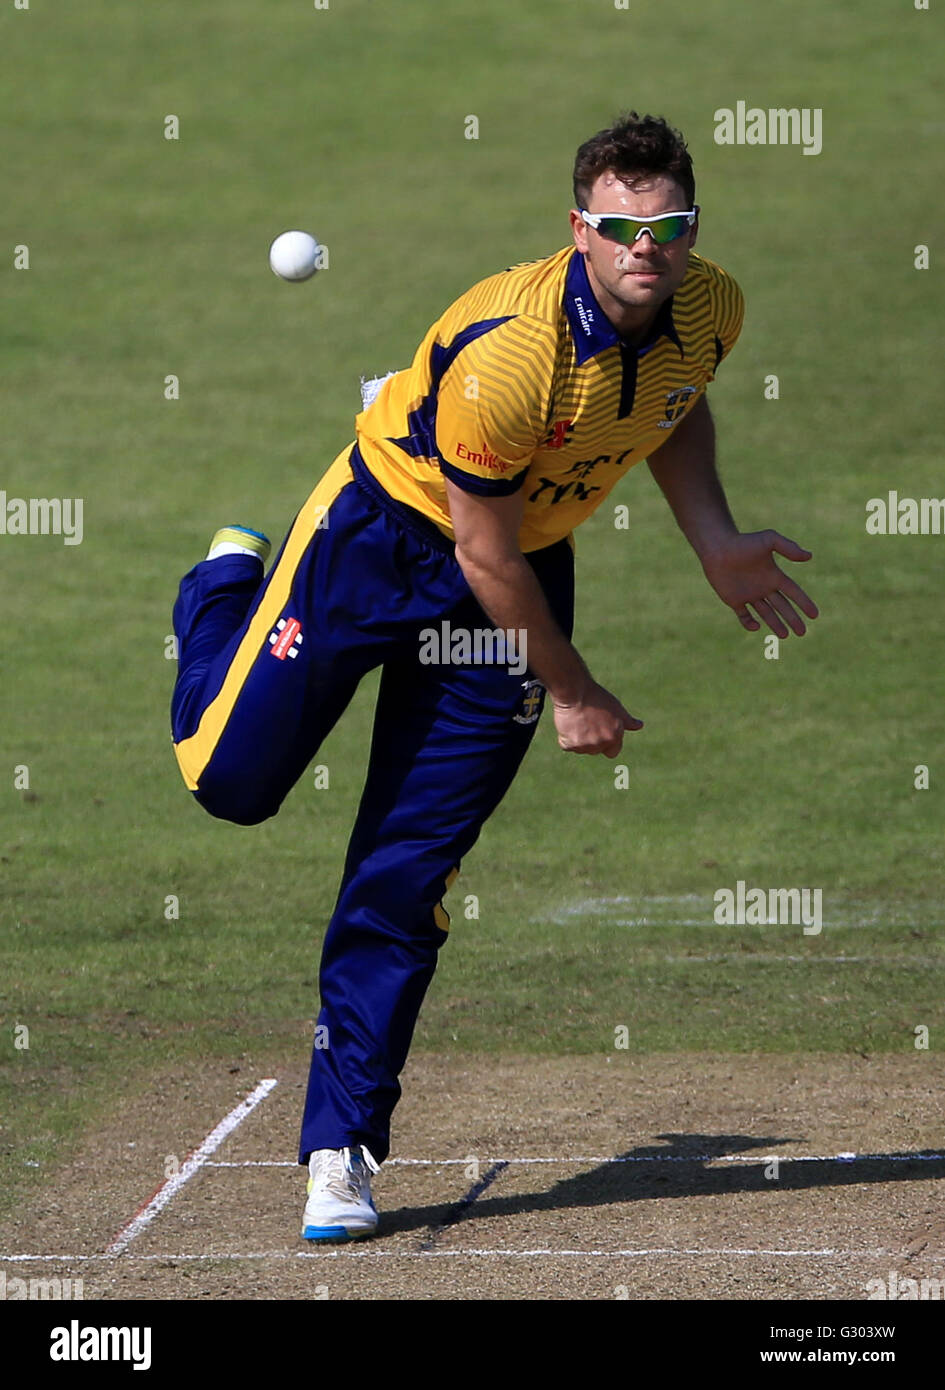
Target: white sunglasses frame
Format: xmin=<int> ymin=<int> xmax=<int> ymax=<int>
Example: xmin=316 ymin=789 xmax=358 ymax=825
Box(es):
xmin=579 ymin=207 xmax=699 ymax=244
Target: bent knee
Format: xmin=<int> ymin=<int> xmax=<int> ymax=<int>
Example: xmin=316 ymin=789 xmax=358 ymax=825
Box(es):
xmin=192 ymin=781 xmax=280 ymax=826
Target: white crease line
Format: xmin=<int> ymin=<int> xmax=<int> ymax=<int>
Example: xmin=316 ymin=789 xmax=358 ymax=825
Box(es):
xmin=2 ymin=1247 xmax=935 ymax=1262
xmin=542 ymin=894 xmax=932 ymax=926
xmin=543 ymin=905 xmax=934 ymax=930
xmin=204 ymin=1151 xmax=945 ymax=1168
xmin=104 ymin=1079 xmax=278 ymax=1256
xmin=551 ymin=922 xmax=935 ymax=932
xmin=652 ymin=955 xmax=945 ymax=964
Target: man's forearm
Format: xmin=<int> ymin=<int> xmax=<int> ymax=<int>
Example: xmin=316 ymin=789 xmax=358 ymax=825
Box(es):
xmin=454 ymin=545 xmax=591 ymax=704
xmin=647 ymin=396 xmax=739 ymax=561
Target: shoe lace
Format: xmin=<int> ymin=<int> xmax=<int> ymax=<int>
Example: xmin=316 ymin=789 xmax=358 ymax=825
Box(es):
xmin=355 ymin=1145 xmax=381 ymax=1176
xmin=311 ymin=1145 xmax=380 ymax=1202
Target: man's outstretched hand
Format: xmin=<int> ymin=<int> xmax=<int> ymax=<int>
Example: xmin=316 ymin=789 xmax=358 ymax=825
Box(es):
xmin=701 ymin=530 xmax=818 ymax=637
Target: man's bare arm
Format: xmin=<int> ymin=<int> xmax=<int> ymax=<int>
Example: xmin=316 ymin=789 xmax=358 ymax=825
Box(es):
xmin=648 ymin=396 xmax=818 ymax=637
xmin=444 ymin=477 xmax=642 ymax=756
xmin=647 ymin=395 xmax=737 ymax=557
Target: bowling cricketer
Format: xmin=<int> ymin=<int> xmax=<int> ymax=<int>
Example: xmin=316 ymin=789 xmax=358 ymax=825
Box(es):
xmin=169 ymin=112 xmax=818 ymax=1241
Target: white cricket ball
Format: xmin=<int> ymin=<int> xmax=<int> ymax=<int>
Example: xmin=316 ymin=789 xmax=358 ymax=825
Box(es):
xmin=268 ymin=229 xmax=321 ymax=282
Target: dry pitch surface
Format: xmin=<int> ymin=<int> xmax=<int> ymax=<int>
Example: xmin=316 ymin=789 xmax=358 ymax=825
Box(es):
xmin=3 ymin=1054 xmax=944 ymax=1301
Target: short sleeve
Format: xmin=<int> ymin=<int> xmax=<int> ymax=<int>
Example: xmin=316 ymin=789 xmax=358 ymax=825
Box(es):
xmin=434 ymin=315 xmax=555 ymax=495
xmin=709 ymin=268 xmax=745 ymax=375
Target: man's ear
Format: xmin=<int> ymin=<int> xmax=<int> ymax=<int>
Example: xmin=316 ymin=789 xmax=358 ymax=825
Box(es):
xmin=569 ymin=208 xmax=589 ymax=253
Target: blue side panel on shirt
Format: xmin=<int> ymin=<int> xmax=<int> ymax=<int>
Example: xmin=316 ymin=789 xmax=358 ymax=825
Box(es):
xmin=388 ymin=316 xmax=514 ymax=463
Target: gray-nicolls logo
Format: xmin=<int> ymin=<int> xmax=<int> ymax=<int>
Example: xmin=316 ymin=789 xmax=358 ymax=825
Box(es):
xmin=269 ymin=617 xmax=303 ymax=660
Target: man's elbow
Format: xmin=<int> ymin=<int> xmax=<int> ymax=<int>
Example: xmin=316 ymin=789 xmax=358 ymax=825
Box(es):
xmin=454 ymin=537 xmax=524 ymax=583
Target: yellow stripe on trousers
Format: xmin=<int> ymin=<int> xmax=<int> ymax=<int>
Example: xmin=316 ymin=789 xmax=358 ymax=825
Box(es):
xmin=433 ymin=866 xmax=461 ymax=933
xmin=173 ymin=453 xmax=355 ymax=791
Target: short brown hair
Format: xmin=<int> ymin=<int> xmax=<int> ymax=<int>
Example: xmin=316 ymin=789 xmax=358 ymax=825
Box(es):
xmin=573 ymin=112 xmax=695 ymax=210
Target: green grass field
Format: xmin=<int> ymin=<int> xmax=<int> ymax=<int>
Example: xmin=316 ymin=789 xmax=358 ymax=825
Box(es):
xmin=1 ymin=0 xmax=942 ymax=1214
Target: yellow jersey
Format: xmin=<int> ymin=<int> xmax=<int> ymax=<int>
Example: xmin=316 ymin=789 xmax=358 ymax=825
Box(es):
xmin=328 ymin=245 xmax=743 ymax=553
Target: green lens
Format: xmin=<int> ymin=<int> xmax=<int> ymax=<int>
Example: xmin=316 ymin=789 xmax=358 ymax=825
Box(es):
xmin=597 ymin=215 xmax=690 ymax=245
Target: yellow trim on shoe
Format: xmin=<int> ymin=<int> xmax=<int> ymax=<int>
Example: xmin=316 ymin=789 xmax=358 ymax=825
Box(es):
xmin=207 ymin=527 xmax=272 ymax=563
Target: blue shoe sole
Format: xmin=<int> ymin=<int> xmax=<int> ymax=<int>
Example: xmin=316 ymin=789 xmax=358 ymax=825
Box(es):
xmin=302 ymin=1224 xmax=368 ymax=1242
xmin=228 ymin=524 xmax=271 ymax=544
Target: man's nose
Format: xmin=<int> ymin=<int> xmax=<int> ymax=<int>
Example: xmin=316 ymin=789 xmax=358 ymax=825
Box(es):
xmin=631 ymin=229 xmax=660 ymax=253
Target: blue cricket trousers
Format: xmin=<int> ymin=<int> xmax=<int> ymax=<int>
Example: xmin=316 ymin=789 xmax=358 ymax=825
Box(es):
xmin=170 ymin=444 xmax=574 ymax=1163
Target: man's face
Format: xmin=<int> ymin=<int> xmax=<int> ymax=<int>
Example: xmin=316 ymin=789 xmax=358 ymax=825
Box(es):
xmin=569 ymin=171 xmax=697 ymax=327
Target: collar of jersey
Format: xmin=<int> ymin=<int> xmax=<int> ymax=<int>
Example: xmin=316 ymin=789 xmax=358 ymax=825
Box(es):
xmin=564 ymin=249 xmax=684 ymax=366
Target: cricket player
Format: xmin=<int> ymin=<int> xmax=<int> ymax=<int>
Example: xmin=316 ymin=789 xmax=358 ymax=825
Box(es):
xmin=170 ymin=113 xmax=817 ymax=1241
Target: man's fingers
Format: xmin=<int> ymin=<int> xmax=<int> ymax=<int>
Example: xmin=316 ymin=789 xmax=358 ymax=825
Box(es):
xmin=767 ymin=590 xmax=807 ymax=636
xmin=557 ymin=712 xmax=643 ymax=755
xmin=554 ymin=684 xmax=644 ymax=756
xmin=559 ymin=736 xmax=624 ymax=756
xmin=724 ymin=536 xmax=818 ymax=636
xmin=739 ymin=588 xmax=817 ymax=637
xmin=751 ymin=597 xmax=789 ymax=639
xmin=768 ymin=531 xmax=812 ymax=562
xmin=776 ymin=572 xmax=819 ymax=620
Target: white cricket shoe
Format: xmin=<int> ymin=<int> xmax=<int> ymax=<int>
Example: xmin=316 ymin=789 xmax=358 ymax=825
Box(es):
xmin=301 ymin=1145 xmax=380 ymax=1242
xmin=205 ymin=525 xmax=271 ymax=564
